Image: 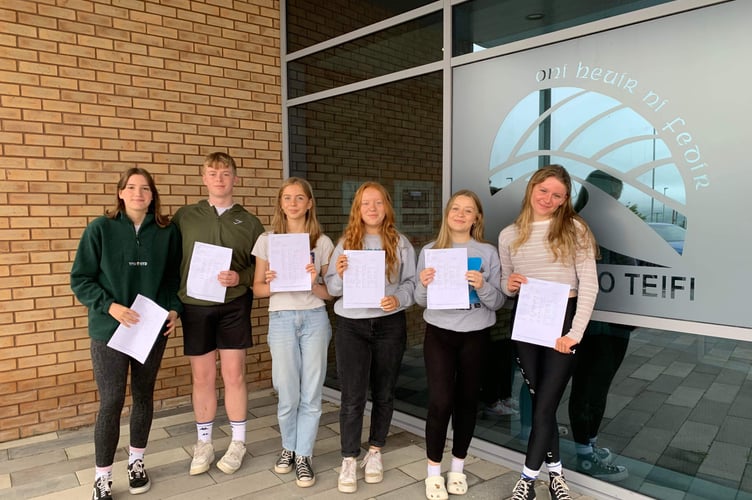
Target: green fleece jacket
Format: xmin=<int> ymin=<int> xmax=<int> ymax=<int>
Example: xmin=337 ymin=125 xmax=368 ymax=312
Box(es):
xmin=173 ymin=200 xmax=264 ymax=306
xmin=70 ymin=213 xmax=183 ymax=342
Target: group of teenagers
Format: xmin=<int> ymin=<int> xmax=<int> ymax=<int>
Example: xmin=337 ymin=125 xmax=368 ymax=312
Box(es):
xmin=71 ymin=151 xmax=604 ymax=500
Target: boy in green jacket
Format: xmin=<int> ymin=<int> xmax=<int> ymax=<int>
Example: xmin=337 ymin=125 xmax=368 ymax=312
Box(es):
xmin=173 ymin=152 xmax=264 ymax=476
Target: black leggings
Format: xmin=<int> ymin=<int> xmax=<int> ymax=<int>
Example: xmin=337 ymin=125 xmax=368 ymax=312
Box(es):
xmin=514 ymin=297 xmax=577 ymax=471
xmin=424 ymin=323 xmax=490 ymax=463
xmin=91 ymin=337 xmax=167 ymax=467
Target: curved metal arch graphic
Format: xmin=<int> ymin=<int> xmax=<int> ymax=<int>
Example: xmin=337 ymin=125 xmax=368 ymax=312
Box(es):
xmin=488 ymin=87 xmax=687 ymax=268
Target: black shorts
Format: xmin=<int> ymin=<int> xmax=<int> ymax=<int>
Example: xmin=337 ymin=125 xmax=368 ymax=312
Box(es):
xmin=182 ymin=293 xmax=253 ymax=356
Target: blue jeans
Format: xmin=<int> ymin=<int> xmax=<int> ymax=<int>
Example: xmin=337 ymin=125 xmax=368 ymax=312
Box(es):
xmin=268 ymin=306 xmax=331 ymax=457
xmin=335 ymin=311 xmax=407 ymax=457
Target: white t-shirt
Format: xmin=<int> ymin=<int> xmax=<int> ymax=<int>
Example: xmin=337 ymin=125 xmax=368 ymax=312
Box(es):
xmin=252 ymin=232 xmax=334 ymax=312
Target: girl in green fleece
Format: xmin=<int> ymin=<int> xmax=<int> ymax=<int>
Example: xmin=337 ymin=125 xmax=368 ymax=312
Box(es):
xmin=71 ymin=167 xmax=182 ymax=500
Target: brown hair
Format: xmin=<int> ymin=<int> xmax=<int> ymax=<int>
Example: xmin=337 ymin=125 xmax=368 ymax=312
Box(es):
xmin=432 ymin=189 xmax=486 ymax=249
xmin=271 ymin=177 xmax=323 ymax=248
xmin=512 ymin=165 xmax=597 ymax=263
xmin=342 ymin=181 xmax=401 ymax=282
xmin=107 ymin=167 xmax=170 ymax=227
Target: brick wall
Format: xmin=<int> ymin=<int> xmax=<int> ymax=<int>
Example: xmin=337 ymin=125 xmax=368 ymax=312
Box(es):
xmin=0 ymin=0 xmax=282 ymax=443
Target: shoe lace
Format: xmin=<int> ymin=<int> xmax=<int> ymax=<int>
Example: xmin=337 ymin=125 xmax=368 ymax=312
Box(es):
xmin=94 ymin=477 xmax=111 ymax=496
xmin=278 ymin=449 xmax=294 ymax=464
xmin=296 ymin=456 xmax=313 ymax=479
xmin=341 ymin=458 xmax=356 ymax=479
xmin=511 ymin=478 xmax=533 ymax=500
xmin=360 ymin=449 xmax=380 ymax=470
xmin=549 ymin=474 xmax=571 ymax=500
xmin=129 ymin=460 xmax=145 ymax=479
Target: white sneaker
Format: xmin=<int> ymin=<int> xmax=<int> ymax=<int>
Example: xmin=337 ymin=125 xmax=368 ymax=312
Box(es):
xmin=483 ymin=399 xmax=519 ymax=418
xmin=360 ymin=449 xmax=383 ymax=483
xmin=190 ymin=441 xmax=214 ymax=475
xmin=338 ymin=457 xmax=358 ymax=493
xmin=217 ymin=440 xmax=246 ymax=474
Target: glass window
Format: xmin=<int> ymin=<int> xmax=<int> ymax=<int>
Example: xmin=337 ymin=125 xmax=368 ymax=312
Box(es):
xmin=287 ymin=12 xmax=442 ymax=99
xmin=397 ymin=322 xmax=752 ymax=498
xmin=453 ymin=0 xmax=673 ymax=56
xmin=288 ymin=73 xmax=443 ymax=390
xmin=286 ymin=0 xmax=436 ymax=53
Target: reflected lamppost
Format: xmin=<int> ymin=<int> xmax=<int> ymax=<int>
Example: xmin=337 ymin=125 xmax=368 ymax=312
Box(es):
xmin=662 ymin=187 xmax=668 ymax=222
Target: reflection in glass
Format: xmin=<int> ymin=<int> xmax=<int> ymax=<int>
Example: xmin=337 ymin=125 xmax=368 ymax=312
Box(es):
xmin=395 ymin=325 xmax=752 ymax=498
xmin=287 ymin=74 xmax=444 ymax=389
xmin=287 ymin=12 xmax=442 ymax=99
xmin=453 ymin=0 xmax=673 ymax=56
xmin=286 ymin=0 xmax=436 ymax=53
xmin=488 ymin=87 xmax=688 ymax=268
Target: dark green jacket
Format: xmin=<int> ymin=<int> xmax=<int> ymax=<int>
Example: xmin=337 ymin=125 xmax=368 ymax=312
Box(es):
xmin=173 ymin=201 xmax=264 ymax=306
xmin=70 ymin=213 xmax=183 ymax=341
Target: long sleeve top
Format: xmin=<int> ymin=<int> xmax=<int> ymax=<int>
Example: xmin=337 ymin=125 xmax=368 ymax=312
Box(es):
xmin=498 ymin=219 xmax=598 ymax=343
xmin=325 ymin=233 xmax=416 ymax=319
xmin=414 ymin=238 xmax=505 ymax=332
xmin=70 ymin=213 xmax=183 ymax=342
xmin=173 ymin=200 xmax=264 ymax=306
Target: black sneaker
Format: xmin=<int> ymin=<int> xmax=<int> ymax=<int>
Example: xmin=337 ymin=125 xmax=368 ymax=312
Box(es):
xmin=576 ymin=452 xmax=628 ymax=482
xmin=92 ymin=476 xmax=112 ymax=500
xmin=128 ymin=459 xmax=151 ymax=494
xmin=294 ymin=454 xmax=316 ymax=488
xmin=548 ymin=472 xmax=571 ymax=500
xmin=509 ymin=476 xmax=536 ymax=500
xmin=274 ymin=449 xmax=295 ymax=474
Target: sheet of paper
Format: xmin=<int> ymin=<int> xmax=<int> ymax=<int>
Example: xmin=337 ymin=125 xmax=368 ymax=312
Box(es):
xmin=425 ymin=247 xmax=469 ymax=310
xmin=343 ymin=250 xmax=385 ymax=309
xmin=107 ymin=294 xmax=168 ymax=364
xmin=186 ymin=241 xmax=232 ymax=303
xmin=511 ymin=277 xmax=570 ymax=348
xmin=268 ymin=233 xmax=312 ymax=292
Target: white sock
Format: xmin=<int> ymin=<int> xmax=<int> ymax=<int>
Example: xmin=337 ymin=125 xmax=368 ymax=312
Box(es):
xmin=95 ymin=465 xmax=113 ymax=481
xmin=450 ymin=456 xmax=464 ymax=474
xmin=427 ymin=463 xmax=441 ymax=478
xmin=547 ymin=461 xmax=563 ymax=475
xmin=522 ymin=466 xmax=539 ymax=480
xmin=129 ymin=446 xmax=145 ymax=465
xmin=197 ymin=421 xmax=213 ymax=443
xmin=230 ymin=420 xmax=246 ymax=442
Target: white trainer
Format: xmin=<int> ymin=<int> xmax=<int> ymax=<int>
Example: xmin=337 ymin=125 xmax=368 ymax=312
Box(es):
xmin=217 ymin=440 xmax=246 ymax=474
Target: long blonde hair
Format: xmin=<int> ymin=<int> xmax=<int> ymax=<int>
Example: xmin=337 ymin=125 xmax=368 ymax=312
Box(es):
xmin=511 ymin=165 xmax=598 ymax=263
xmin=271 ymin=177 xmax=322 ymax=248
xmin=342 ymin=182 xmax=401 ymax=281
xmin=433 ymin=190 xmax=486 ymax=249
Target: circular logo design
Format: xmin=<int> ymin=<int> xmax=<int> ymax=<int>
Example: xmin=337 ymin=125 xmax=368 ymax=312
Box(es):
xmin=489 ymin=87 xmax=687 ymax=267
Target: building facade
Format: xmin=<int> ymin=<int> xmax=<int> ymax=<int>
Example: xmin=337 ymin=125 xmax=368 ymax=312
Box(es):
xmin=1 ymin=1 xmax=750 ymax=498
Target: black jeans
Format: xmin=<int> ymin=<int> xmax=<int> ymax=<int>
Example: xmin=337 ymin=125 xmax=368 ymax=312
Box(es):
xmin=335 ymin=312 xmax=407 ymax=457
xmin=423 ymin=323 xmax=489 ymax=463
xmin=514 ymin=297 xmax=577 ymax=471
xmin=91 ymin=337 xmax=167 ymax=467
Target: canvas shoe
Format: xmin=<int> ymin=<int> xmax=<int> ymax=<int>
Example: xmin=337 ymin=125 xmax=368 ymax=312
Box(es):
xmin=294 ymin=455 xmax=316 ymax=487
xmin=576 ymin=452 xmax=628 ymax=482
xmin=509 ymin=476 xmax=536 ymax=500
xmin=274 ymin=448 xmax=295 ymax=474
xmin=548 ymin=472 xmax=571 ymax=500
xmin=360 ymin=448 xmax=383 ymax=483
xmin=91 ymin=476 xmax=112 ymax=500
xmin=338 ymin=457 xmax=358 ymax=493
xmin=127 ymin=459 xmax=151 ymax=494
